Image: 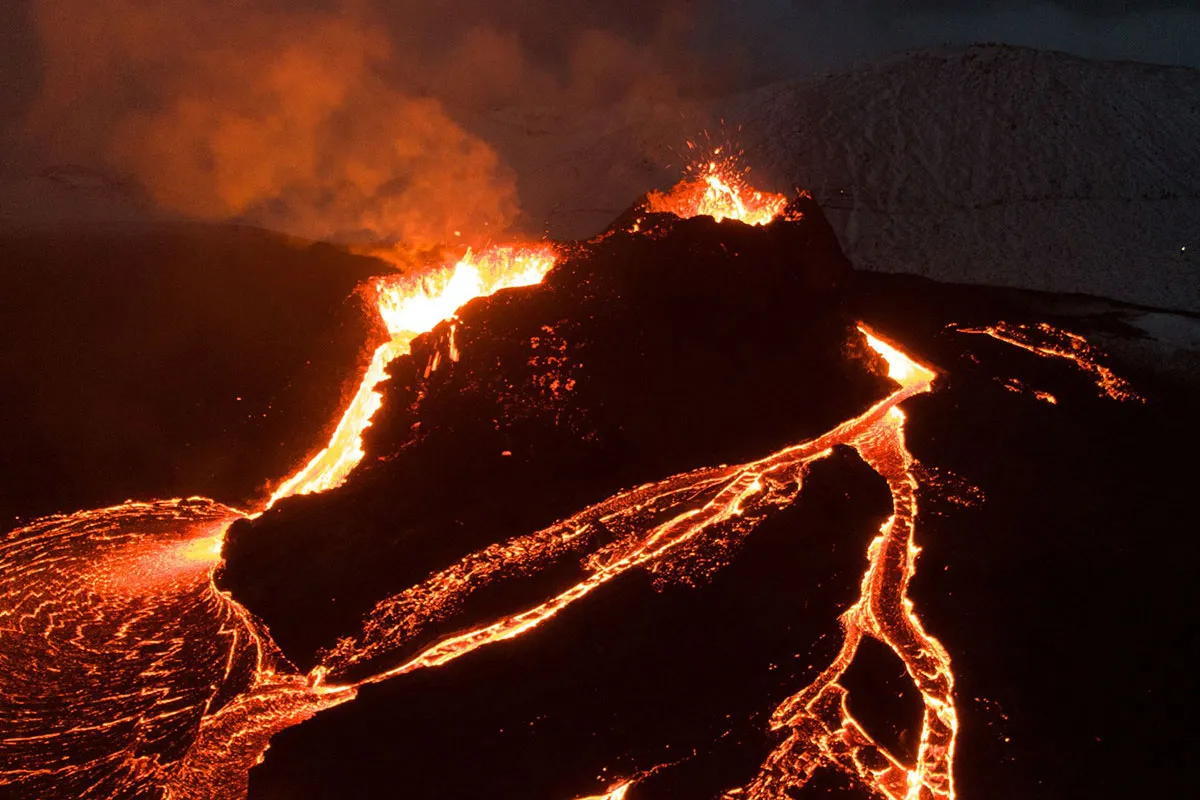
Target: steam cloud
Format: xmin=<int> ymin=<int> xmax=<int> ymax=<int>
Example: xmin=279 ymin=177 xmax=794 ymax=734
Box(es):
xmin=27 ymin=0 xmax=526 ymax=247
xmin=19 ymin=0 xmax=1200 ymax=244
xmin=25 ymin=0 xmax=709 ymax=246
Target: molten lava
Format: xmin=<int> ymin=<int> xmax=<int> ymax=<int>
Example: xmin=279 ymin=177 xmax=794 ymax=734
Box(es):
xmin=266 ymin=244 xmax=556 ymax=507
xmin=646 ymin=154 xmax=788 ymax=226
xmin=957 ymin=321 xmax=1142 ymax=402
xmin=578 ymin=781 xmax=632 ymax=800
xmin=310 ymin=325 xmax=954 ymax=799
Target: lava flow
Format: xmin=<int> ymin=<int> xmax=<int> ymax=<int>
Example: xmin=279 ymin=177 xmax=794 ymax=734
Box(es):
xmin=1 ymin=164 xmax=950 ymax=799
xmin=956 ymin=321 xmax=1142 ymax=402
xmin=0 ymin=500 xmax=252 ymax=798
xmin=309 ymin=326 xmax=953 ymax=800
xmin=0 ymin=242 xmax=556 ymax=799
xmin=266 ymin=243 xmax=557 ymax=507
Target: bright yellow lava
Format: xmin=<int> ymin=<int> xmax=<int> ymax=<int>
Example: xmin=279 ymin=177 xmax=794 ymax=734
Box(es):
xmin=266 ymin=244 xmax=556 ymax=508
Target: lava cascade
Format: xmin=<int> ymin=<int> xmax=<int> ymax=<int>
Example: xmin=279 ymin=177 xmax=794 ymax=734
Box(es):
xmin=266 ymin=243 xmax=557 ymax=507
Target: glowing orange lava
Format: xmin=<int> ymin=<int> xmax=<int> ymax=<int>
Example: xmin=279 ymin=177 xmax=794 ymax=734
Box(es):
xmin=6 ymin=168 xmax=1156 ymax=800
xmin=266 ymin=244 xmax=556 ymax=508
xmin=0 ymin=161 xmax=979 ymax=800
xmin=3 ymin=194 xmax=966 ymax=800
xmin=308 ymin=325 xmax=955 ymax=799
xmin=576 ymin=781 xmax=632 ymax=800
xmin=4 ymin=305 xmax=954 ymax=800
xmin=646 ymin=154 xmax=788 ymax=226
xmin=957 ymin=322 xmax=1142 ymax=403
xmin=0 ymin=243 xmax=559 ymax=797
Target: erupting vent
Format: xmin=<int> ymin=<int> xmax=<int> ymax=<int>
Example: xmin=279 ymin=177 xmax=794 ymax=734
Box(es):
xmin=646 ymin=154 xmax=789 ymax=226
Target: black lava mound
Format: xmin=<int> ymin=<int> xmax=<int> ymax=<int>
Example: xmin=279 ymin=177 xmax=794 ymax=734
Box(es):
xmin=222 ymin=199 xmax=1198 ymax=800
xmin=220 ymin=195 xmax=892 ymax=670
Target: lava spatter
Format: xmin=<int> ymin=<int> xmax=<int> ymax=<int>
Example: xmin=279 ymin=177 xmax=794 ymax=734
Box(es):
xmin=646 ymin=154 xmax=789 ymax=227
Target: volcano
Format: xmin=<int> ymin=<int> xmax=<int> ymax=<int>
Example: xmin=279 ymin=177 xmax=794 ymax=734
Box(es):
xmin=1 ymin=164 xmax=1196 ymax=800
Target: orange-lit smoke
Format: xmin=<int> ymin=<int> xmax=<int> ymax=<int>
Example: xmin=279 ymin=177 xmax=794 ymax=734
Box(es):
xmin=27 ymin=0 xmax=519 ymax=247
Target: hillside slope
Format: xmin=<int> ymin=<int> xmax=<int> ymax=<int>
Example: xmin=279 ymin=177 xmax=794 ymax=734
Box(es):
xmin=490 ymin=45 xmax=1199 ymax=312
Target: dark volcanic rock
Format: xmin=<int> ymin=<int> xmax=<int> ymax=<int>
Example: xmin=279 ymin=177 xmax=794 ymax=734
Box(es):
xmin=848 ymin=272 xmax=1200 ymax=800
xmin=246 ymin=449 xmax=892 ymax=800
xmin=221 ymin=199 xmax=892 ymax=670
xmin=221 ymin=204 xmax=1197 ymax=798
xmin=0 ymin=223 xmax=386 ymax=523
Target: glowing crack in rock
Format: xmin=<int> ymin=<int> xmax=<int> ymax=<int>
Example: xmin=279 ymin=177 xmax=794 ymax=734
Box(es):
xmin=265 ymin=244 xmax=557 ymax=508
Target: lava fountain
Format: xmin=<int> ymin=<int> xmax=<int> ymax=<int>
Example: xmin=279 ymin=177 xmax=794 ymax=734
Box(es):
xmin=646 ymin=152 xmax=789 ymax=226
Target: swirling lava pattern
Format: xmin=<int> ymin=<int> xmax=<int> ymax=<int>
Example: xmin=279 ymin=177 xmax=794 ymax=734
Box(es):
xmin=0 ymin=500 xmax=257 ymax=798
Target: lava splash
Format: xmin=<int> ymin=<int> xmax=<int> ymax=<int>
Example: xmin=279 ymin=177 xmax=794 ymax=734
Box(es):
xmin=646 ymin=153 xmax=789 ymax=226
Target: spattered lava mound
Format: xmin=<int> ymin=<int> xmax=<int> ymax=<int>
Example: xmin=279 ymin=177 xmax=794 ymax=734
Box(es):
xmin=221 ymin=192 xmax=890 ymax=669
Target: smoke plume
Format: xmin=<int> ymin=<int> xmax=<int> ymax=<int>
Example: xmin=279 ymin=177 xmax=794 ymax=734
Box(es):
xmin=20 ymin=0 xmax=1200 ymax=243
xmin=27 ymin=0 xmax=524 ymax=246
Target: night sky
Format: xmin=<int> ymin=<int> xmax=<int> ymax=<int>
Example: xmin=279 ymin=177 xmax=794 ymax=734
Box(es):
xmin=719 ymin=0 xmax=1200 ymax=80
xmin=4 ymin=1 xmax=1197 ymax=114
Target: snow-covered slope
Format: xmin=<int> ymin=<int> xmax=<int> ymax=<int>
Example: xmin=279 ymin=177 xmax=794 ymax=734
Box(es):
xmin=490 ymin=45 xmax=1200 ymax=313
